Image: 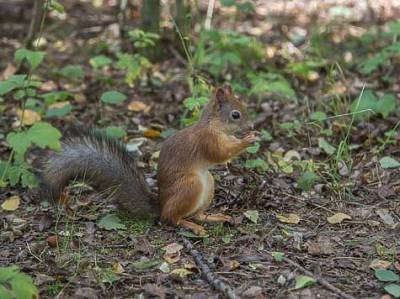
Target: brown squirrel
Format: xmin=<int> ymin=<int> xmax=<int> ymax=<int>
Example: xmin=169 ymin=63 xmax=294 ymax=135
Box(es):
xmin=41 ymin=85 xmax=256 ymax=235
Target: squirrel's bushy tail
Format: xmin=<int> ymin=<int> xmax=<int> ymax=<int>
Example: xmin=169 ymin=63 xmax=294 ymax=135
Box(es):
xmin=41 ymin=128 xmax=158 ymax=217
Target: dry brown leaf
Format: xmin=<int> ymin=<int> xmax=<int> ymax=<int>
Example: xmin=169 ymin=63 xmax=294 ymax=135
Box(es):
xmin=327 ymin=213 xmax=351 ymax=224
xmin=47 ymin=235 xmax=59 ymax=248
xmin=128 ymin=100 xmax=150 ymax=112
xmin=1 ymin=195 xmax=20 ymax=211
xmin=276 ymin=213 xmax=300 ymax=224
xmin=16 ymin=109 xmax=41 ymax=125
xmin=144 ymin=129 xmax=161 ymax=138
xmin=163 ymin=252 xmax=181 ymax=264
xmin=162 ymin=243 xmax=183 ymax=254
xmin=74 ymin=93 xmax=87 ymax=103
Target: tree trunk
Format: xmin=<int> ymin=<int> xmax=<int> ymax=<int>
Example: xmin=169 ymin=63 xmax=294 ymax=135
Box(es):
xmin=141 ymin=0 xmax=160 ymax=33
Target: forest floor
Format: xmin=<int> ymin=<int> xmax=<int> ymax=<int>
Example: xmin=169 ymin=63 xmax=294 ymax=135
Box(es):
xmin=1 ymin=1 xmax=400 ymax=298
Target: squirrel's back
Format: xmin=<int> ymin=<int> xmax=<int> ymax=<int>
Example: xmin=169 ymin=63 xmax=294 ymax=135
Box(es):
xmin=41 ymin=128 xmax=158 ymax=217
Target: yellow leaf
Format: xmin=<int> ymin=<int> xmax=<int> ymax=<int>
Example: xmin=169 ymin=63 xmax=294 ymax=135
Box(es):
xmin=128 ymin=101 xmax=150 ymax=112
xmin=144 ymin=129 xmax=161 ymax=138
xmin=112 ymin=262 xmax=125 ymax=274
xmin=170 ymin=268 xmax=192 ymax=278
xmin=1 ymin=195 xmax=20 ymax=211
xmin=327 ymin=212 xmax=351 ymax=224
xmin=16 ymin=109 xmax=41 ymax=125
xmin=276 ymin=213 xmax=300 ymax=224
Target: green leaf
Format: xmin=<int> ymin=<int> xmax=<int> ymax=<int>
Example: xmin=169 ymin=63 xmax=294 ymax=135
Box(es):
xmin=50 ymin=0 xmax=64 ymax=13
xmin=295 ymin=275 xmax=317 ymax=289
xmin=0 ymin=266 xmax=39 ymax=299
xmin=46 ymin=103 xmax=72 ymax=118
xmin=100 ymin=91 xmax=127 ymax=104
xmin=6 ymin=132 xmax=30 ymax=155
xmin=297 ymin=171 xmax=317 ymax=192
xmin=375 ymin=269 xmax=400 ymax=282
xmin=271 ymin=251 xmax=285 ymax=262
xmin=0 ymin=75 xmax=27 ymax=96
xmin=183 ymin=96 xmax=209 ymax=110
xmin=14 ymin=48 xmax=45 ymax=71
xmin=380 ymin=156 xmax=400 ymax=169
xmin=384 ymin=284 xmax=400 ymax=298
xmin=28 ymin=122 xmax=62 ymax=150
xmin=244 ymin=210 xmax=259 ymax=223
xmin=90 ymin=55 xmax=112 ymax=68
xmin=59 ymin=65 xmax=85 ymax=80
xmin=245 ymin=158 xmax=268 ymax=171
xmin=20 ymin=169 xmax=38 ymax=188
xmin=318 ymin=137 xmax=336 ymax=155
xmin=131 ymin=259 xmax=161 ymax=271
xmin=246 ymin=142 xmax=260 ymax=154
xmin=377 ymin=94 xmax=396 ymax=118
xmin=350 ymin=90 xmax=377 ymax=118
xmin=105 ymin=126 xmax=126 ymax=139
xmin=98 ymin=214 xmax=126 ymax=231
xmin=40 ymin=91 xmax=73 ymax=105
xmin=310 ymin=111 xmax=327 ymax=121
xmin=260 ymin=129 xmax=273 ymax=141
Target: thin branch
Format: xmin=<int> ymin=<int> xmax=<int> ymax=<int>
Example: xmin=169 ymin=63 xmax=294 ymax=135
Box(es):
xmin=182 ymin=238 xmax=240 ymax=299
xmin=204 ymin=0 xmax=216 ymax=30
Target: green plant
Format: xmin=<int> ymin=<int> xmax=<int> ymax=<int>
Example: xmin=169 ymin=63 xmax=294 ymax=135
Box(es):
xmin=0 ymin=266 xmax=39 ymax=299
xmin=0 ymin=49 xmax=62 ymax=188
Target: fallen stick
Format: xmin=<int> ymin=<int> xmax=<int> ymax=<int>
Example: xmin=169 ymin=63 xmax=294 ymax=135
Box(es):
xmin=279 ymin=254 xmax=357 ymax=299
xmin=182 ymin=238 xmax=240 ymax=299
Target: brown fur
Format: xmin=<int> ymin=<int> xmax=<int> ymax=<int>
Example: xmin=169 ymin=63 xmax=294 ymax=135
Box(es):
xmin=41 ymin=85 xmax=254 ymax=235
xmin=157 ymin=85 xmax=254 ymax=234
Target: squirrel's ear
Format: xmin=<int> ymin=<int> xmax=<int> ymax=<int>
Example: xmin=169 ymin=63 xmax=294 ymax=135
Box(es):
xmin=214 ymin=84 xmax=233 ymax=106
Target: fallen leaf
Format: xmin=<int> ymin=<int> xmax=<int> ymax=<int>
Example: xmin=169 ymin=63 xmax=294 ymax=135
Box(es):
xmin=159 ymin=262 xmax=170 ymax=273
xmin=1 ymin=195 xmax=20 ymax=211
xmin=0 ymin=63 xmax=16 ymax=80
xmin=112 ymin=262 xmax=125 ymax=274
xmin=276 ymin=213 xmax=300 ymax=224
xmin=221 ymin=259 xmax=240 ymax=271
xmin=128 ymin=100 xmax=150 ymax=112
xmin=376 ymin=209 xmax=395 ymax=226
xmin=48 ymin=101 xmax=70 ymax=109
xmin=163 ymin=252 xmax=181 ymax=264
xmin=170 ymin=268 xmax=192 ymax=278
xmin=244 ymin=210 xmax=259 ymax=224
xmin=162 ymin=243 xmax=183 ymax=254
xmin=16 ymin=109 xmax=41 ymax=125
xmin=295 ymin=275 xmax=316 ymax=289
xmin=327 ymin=212 xmax=351 ymax=224
xmin=47 ymin=235 xmax=59 ymax=248
xmin=144 ymin=128 xmax=161 ymax=138
xmin=242 ymin=286 xmax=263 ymax=298
xmin=74 ymin=92 xmax=87 ymax=103
xmin=40 ymin=80 xmax=58 ymax=91
xmin=369 ymin=259 xmax=391 ymax=269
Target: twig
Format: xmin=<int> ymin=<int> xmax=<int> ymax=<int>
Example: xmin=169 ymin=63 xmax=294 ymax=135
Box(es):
xmin=182 ymin=238 xmax=241 ymax=299
xmin=272 ymin=252 xmax=356 ymax=299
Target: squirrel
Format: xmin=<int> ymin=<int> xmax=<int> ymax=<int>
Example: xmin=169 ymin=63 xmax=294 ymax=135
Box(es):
xmin=41 ymin=85 xmax=256 ymax=235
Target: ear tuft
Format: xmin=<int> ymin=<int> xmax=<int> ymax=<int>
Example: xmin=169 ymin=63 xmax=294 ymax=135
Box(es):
xmin=215 ymin=84 xmax=233 ymax=102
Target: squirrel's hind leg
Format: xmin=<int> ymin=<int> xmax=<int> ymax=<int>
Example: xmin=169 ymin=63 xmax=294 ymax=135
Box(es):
xmin=194 ymin=213 xmax=232 ymax=223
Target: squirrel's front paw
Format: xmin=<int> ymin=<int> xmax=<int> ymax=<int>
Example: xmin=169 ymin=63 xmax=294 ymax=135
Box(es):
xmin=243 ymin=132 xmax=258 ymax=144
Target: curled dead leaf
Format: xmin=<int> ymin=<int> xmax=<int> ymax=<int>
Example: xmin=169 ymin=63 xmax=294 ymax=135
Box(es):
xmin=276 ymin=213 xmax=300 ymax=224
xmin=162 ymin=243 xmax=183 ymax=254
xmin=327 ymin=213 xmax=351 ymax=224
xmin=48 ymin=101 xmax=70 ymax=109
xmin=128 ymin=100 xmax=150 ymax=112
xmin=47 ymin=235 xmax=59 ymax=248
xmin=1 ymin=195 xmax=20 ymax=211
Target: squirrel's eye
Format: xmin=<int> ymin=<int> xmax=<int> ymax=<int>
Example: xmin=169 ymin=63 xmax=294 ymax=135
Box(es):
xmin=230 ymin=110 xmax=241 ymax=120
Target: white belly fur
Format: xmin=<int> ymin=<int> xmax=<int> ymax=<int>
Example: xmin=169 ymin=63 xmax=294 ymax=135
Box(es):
xmin=192 ymin=169 xmax=211 ymax=214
